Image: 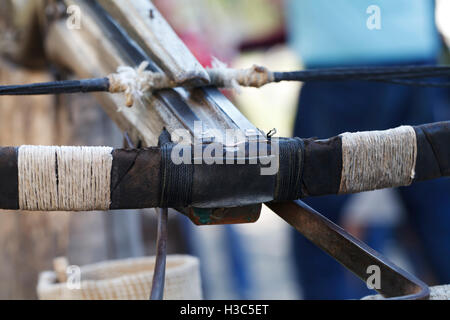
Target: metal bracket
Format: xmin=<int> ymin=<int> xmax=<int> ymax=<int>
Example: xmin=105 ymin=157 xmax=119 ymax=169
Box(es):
xmin=267 ymin=200 xmax=430 ymax=300
xmin=178 ymin=204 xmax=262 ymax=226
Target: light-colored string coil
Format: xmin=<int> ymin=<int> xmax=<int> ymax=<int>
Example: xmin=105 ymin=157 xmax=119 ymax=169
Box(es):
xmin=18 ymin=146 xmax=113 ymax=211
xmin=339 ymin=125 xmax=417 ymax=194
xmin=108 ymin=61 xmax=176 ymax=108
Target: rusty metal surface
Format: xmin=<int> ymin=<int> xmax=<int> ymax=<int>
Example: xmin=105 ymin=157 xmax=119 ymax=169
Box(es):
xmin=179 ymin=204 xmax=262 ymax=226
xmin=267 ymin=200 xmax=430 ymax=300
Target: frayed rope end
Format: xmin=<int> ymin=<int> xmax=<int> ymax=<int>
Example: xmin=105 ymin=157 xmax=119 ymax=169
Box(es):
xmin=108 ymin=61 xmax=175 ymax=108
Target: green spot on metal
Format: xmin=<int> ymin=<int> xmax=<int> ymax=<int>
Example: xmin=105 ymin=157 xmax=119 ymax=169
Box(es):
xmin=193 ymin=208 xmax=212 ymax=224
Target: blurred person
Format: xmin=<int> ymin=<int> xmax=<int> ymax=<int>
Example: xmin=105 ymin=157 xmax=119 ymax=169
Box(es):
xmin=285 ymin=0 xmax=450 ymax=299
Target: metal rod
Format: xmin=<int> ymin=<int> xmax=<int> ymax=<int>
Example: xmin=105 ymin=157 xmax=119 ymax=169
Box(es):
xmin=150 ymin=207 xmax=168 ymax=300
xmin=0 ymin=78 xmax=110 ymax=95
xmin=1 ymin=65 xmax=450 ymax=97
xmin=123 ymin=131 xmax=134 ymax=149
xmin=267 ymin=200 xmax=430 ymax=300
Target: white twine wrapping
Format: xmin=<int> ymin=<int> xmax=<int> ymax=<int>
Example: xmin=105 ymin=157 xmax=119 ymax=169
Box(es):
xmin=18 ymin=146 xmax=113 ymax=211
xmin=339 ymin=125 xmax=417 ymax=194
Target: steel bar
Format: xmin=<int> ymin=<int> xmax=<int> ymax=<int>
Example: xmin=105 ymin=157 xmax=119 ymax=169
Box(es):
xmin=150 ymin=207 xmax=168 ymax=300
xmin=2 ymin=65 xmax=450 ymax=96
xmin=267 ymin=200 xmax=430 ymax=300
xmin=0 ymin=78 xmax=109 ymax=95
xmin=272 ymin=65 xmax=450 ymax=82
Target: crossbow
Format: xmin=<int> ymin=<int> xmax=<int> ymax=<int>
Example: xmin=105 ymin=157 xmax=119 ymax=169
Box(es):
xmin=1 ymin=0 xmax=449 ymax=300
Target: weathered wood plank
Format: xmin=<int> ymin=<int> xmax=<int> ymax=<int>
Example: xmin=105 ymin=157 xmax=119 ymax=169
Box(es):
xmin=0 ymin=0 xmax=46 ymax=67
xmin=45 ymin=16 xmax=173 ymax=146
xmin=96 ymin=0 xmax=210 ymax=85
xmin=44 ymin=0 xmax=261 ymax=146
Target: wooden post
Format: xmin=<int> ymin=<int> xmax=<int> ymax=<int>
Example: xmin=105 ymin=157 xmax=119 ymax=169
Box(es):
xmin=45 ymin=0 xmax=262 ymax=146
xmin=0 ymin=58 xmax=137 ymax=299
xmin=0 ymin=0 xmax=46 ymax=67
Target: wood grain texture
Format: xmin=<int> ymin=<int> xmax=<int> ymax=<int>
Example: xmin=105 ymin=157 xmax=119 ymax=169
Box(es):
xmin=96 ymin=0 xmax=210 ymax=85
xmin=0 ymin=58 xmax=115 ymax=299
xmin=0 ymin=0 xmax=46 ymax=67
xmin=45 ymin=0 xmax=260 ymax=147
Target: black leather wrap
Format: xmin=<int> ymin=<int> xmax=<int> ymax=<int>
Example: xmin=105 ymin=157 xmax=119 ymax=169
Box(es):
xmin=413 ymin=121 xmax=450 ymax=182
xmin=0 ymin=147 xmax=18 ymax=209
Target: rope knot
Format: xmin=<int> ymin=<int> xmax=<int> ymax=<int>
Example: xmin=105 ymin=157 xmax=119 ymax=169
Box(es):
xmin=108 ymin=59 xmax=274 ymax=107
xmin=108 ymin=62 xmax=175 ymax=108
xmin=237 ymin=64 xmax=274 ymax=88
xmin=207 ymin=57 xmax=274 ymax=91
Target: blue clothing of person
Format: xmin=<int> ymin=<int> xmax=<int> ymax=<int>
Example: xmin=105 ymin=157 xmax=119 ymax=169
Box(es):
xmin=286 ymin=1 xmax=450 ymax=299
xmin=293 ymin=77 xmax=450 ymax=300
xmin=285 ymin=0 xmax=440 ymax=67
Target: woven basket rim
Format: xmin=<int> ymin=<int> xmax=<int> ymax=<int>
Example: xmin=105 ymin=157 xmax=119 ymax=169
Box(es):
xmin=38 ymin=254 xmax=199 ymax=291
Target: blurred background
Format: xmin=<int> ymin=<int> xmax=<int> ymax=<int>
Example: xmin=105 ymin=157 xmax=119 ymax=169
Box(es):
xmin=0 ymin=0 xmax=449 ymax=299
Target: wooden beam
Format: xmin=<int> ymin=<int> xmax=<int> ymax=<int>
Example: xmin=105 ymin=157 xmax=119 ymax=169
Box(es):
xmin=0 ymin=0 xmax=46 ymax=67
xmin=44 ymin=0 xmax=262 ymax=146
xmin=96 ymin=0 xmax=210 ymax=85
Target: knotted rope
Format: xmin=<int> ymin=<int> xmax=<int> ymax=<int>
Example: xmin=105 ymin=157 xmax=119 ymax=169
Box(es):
xmin=207 ymin=57 xmax=274 ymax=91
xmin=108 ymin=60 xmax=274 ymax=107
xmin=108 ymin=61 xmax=177 ymax=107
xmin=2 ymin=63 xmax=450 ymax=108
xmin=18 ymin=146 xmax=113 ymax=211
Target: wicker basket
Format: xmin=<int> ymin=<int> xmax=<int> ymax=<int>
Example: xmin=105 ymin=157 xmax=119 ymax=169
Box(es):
xmin=37 ymin=255 xmax=202 ymax=300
